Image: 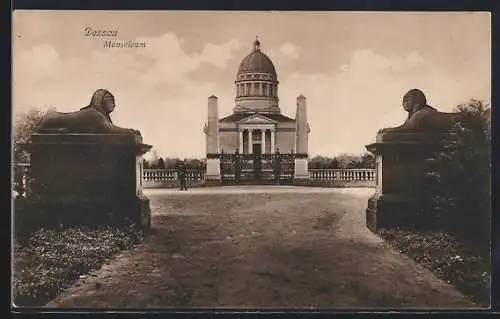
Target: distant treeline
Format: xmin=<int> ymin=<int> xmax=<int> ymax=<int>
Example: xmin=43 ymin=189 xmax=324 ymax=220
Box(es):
xmin=308 ymin=153 xmax=375 ymax=169
xmin=143 ymin=157 xmax=206 ymax=170
xmin=143 ymin=153 xmax=375 ymax=170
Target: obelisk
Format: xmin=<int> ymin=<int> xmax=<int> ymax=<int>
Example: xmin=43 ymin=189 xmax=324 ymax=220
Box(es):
xmin=205 ymin=95 xmax=221 ymax=181
xmin=294 ymin=94 xmax=310 ymax=180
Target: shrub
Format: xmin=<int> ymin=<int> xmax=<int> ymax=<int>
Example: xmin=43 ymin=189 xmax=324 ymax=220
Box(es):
xmin=13 ymin=225 xmax=145 ymax=306
xmin=13 ymin=108 xmax=53 ymax=164
xmin=426 ymin=99 xmax=491 ymax=246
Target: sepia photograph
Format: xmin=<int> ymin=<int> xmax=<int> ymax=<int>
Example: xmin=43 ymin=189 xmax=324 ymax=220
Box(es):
xmin=12 ymin=10 xmax=491 ymax=310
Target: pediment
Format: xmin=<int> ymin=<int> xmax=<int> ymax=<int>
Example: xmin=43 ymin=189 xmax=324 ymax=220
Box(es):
xmin=237 ymin=113 xmax=277 ymax=125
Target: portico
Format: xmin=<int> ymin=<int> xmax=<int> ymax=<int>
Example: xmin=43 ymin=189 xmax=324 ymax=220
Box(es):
xmin=238 ymin=122 xmax=276 ymax=154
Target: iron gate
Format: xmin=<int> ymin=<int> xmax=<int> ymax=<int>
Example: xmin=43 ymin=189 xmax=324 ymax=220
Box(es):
xmin=219 ymin=152 xmax=295 ymax=184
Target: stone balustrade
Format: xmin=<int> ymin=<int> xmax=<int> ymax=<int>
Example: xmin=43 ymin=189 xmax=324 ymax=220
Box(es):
xmin=143 ymin=169 xmax=205 ymax=183
xmin=144 ymin=168 xmax=375 ymax=185
xmin=309 ymin=169 xmax=376 ymax=182
xmin=13 ymin=165 xmax=375 ymax=190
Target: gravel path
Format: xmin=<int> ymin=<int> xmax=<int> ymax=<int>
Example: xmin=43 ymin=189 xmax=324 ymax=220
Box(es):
xmin=46 ymin=186 xmax=476 ymax=309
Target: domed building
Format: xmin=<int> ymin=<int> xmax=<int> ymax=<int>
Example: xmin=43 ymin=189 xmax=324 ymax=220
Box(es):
xmin=204 ymin=38 xmax=310 ymax=182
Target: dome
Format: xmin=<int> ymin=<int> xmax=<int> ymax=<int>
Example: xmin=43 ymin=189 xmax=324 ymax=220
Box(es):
xmin=237 ymin=39 xmax=277 ymax=77
xmin=233 ymin=38 xmax=280 ymax=114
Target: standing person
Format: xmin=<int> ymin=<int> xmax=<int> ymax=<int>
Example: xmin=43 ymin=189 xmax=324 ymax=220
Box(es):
xmin=233 ymin=148 xmax=242 ymax=183
xmin=273 ymin=148 xmax=281 ymax=184
xmin=177 ymin=161 xmax=188 ymax=191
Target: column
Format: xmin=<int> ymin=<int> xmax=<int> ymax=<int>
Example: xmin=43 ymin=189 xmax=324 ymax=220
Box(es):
xmin=261 ymin=129 xmax=266 ymax=154
xmin=239 ymin=130 xmax=243 ymax=153
xmin=248 ymin=129 xmax=253 ymax=154
xmin=270 ymin=130 xmax=275 ymax=154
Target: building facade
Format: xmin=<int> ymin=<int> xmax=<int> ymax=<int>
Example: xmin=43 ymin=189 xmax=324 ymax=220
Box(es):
xmin=204 ymin=38 xmax=310 ymax=181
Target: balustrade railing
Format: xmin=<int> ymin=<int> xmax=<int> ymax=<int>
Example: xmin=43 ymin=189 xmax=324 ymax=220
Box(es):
xmin=309 ymin=168 xmax=376 ymax=181
xmin=143 ymin=168 xmax=374 ymax=183
xmin=143 ymin=169 xmax=205 ymax=183
xmin=12 ymin=164 xmax=375 ymax=190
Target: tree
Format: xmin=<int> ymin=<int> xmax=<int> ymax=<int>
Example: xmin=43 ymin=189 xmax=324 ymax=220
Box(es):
xmin=308 ymin=154 xmax=374 ymax=169
xmin=157 ymin=158 xmax=165 ymax=169
xmin=185 ymin=158 xmax=204 ymax=170
xmin=309 ymin=156 xmax=331 ymax=169
xmin=335 ymin=153 xmax=359 ymax=169
xmin=426 ymin=99 xmax=490 ymax=245
xmin=12 ymin=107 xmax=54 ymax=196
xmin=13 ymin=107 xmax=53 ymax=164
xmin=330 ymin=158 xmax=340 ymax=169
xmin=360 ymin=153 xmax=376 ymax=169
xmin=146 ymin=148 xmax=160 ymax=168
xmin=164 ymin=157 xmax=181 ymax=169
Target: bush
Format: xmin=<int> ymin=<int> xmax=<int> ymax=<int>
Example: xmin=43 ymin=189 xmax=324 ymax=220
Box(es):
xmin=13 ymin=225 xmax=145 ymax=307
xmin=379 ymin=229 xmax=490 ymax=307
xmin=13 ymin=108 xmax=53 ymax=164
xmin=426 ymin=99 xmax=491 ymax=245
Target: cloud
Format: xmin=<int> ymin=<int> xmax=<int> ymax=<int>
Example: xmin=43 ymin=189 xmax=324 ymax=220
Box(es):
xmin=14 ymin=44 xmax=61 ymax=83
xmin=277 ymin=49 xmax=490 ymax=157
xmin=197 ymin=39 xmax=244 ymax=68
xmin=13 ymin=32 xmax=244 ymax=158
xmin=279 ymin=42 xmax=300 ymax=60
xmin=13 ymin=37 xmax=490 ymax=159
xmin=267 ymin=42 xmax=300 ymax=64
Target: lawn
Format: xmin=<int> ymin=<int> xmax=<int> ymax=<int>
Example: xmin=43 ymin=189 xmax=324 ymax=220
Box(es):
xmin=13 ymin=225 xmax=145 ymax=307
xmin=378 ymin=229 xmax=490 ymax=307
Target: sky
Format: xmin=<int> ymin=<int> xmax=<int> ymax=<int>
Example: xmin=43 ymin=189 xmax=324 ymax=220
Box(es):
xmin=12 ymin=11 xmax=491 ymax=159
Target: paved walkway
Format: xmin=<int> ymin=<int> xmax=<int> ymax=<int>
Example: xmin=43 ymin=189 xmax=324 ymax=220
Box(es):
xmin=46 ymin=186 xmax=475 ymax=309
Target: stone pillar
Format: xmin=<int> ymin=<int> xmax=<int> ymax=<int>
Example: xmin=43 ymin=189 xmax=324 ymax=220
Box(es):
xmin=239 ymin=130 xmax=243 ymax=153
xmin=261 ymin=130 xmax=266 ymax=154
xmin=271 ymin=130 xmax=275 ymax=154
xmin=294 ymin=95 xmax=310 ymax=180
xmin=205 ymin=95 xmax=220 ymax=181
xmin=365 ymin=132 xmax=449 ymax=233
xmin=26 ymin=133 xmax=153 ymax=231
xmin=248 ymin=129 xmax=253 ymax=154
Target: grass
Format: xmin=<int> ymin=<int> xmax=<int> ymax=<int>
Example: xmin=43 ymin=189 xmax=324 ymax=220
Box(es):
xmin=13 ymin=225 xmax=145 ymax=307
xmin=378 ymin=229 xmax=490 ymax=307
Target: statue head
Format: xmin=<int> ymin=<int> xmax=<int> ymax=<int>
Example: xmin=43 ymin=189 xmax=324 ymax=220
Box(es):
xmin=83 ymin=89 xmax=116 ymax=115
xmin=402 ymin=89 xmax=427 ymax=113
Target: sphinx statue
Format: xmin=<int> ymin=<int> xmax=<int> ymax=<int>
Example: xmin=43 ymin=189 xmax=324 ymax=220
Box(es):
xmin=37 ymin=89 xmax=140 ymax=135
xmin=378 ymin=89 xmax=463 ymax=134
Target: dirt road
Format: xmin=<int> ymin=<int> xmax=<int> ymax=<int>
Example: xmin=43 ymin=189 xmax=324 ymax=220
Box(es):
xmin=46 ymin=186 xmax=475 ymax=309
